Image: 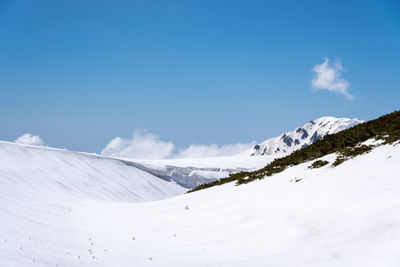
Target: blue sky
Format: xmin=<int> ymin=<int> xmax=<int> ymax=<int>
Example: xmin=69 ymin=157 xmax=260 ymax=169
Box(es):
xmin=0 ymin=0 xmax=399 ymax=153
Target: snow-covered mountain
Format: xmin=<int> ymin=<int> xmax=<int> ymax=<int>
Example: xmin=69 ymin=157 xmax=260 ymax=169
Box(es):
xmin=240 ymin=116 xmax=363 ymax=156
xmin=1 ymin=138 xmax=399 ymax=266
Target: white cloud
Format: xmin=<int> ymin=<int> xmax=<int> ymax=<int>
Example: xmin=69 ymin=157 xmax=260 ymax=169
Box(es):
xmin=175 ymin=142 xmax=256 ymax=158
xmin=101 ymin=129 xmax=175 ymax=159
xmin=101 ymin=130 xmax=255 ymax=159
xmin=15 ymin=133 xmax=46 ymax=146
xmin=312 ymin=57 xmax=352 ymax=99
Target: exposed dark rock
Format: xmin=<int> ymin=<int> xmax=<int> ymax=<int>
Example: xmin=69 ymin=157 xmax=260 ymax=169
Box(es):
xmin=321 ymin=122 xmax=329 ymax=128
xmin=310 ymin=131 xmax=323 ymax=143
xmin=262 ymin=147 xmax=268 ymax=155
xmin=281 ymin=134 xmax=293 ymax=147
xmin=301 ymin=130 xmax=309 ymax=139
xmin=296 ymin=127 xmax=309 ymax=139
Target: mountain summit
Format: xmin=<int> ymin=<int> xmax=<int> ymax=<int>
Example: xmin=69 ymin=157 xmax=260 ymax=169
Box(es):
xmin=239 ymin=116 xmax=364 ymax=156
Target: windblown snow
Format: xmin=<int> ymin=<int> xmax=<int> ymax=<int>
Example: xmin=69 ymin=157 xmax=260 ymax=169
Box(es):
xmin=240 ymin=116 xmax=364 ymax=156
xmin=1 ymin=139 xmax=400 ymax=266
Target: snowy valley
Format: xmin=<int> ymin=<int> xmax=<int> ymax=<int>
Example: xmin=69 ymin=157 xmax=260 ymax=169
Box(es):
xmin=0 ymin=112 xmax=399 ymax=267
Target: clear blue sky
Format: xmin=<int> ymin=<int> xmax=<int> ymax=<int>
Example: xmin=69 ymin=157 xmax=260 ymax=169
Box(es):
xmin=1 ymin=0 xmax=399 ymax=152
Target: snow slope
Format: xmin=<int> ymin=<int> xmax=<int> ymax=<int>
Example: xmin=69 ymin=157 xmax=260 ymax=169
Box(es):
xmin=1 ymin=140 xmax=400 ymax=266
xmin=240 ymin=116 xmax=364 ymax=156
xmin=0 ymin=141 xmax=186 ymax=202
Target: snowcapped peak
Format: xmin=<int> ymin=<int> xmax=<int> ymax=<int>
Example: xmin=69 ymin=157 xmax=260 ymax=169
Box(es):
xmin=239 ymin=116 xmax=364 ymax=156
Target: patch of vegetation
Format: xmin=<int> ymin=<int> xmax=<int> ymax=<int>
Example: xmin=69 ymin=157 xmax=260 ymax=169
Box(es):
xmin=332 ymin=156 xmax=346 ymax=167
xmin=331 ymin=144 xmax=374 ymax=166
xmin=189 ymin=110 xmax=400 ymax=193
xmin=340 ymin=144 xmax=373 ymax=157
xmin=309 ymin=160 xmax=329 ymax=169
xmin=332 ymin=144 xmax=374 ymax=166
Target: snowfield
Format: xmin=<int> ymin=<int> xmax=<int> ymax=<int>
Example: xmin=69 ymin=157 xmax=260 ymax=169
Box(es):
xmin=1 ymin=140 xmax=400 ymax=266
xmin=128 ymin=156 xmax=276 ymax=188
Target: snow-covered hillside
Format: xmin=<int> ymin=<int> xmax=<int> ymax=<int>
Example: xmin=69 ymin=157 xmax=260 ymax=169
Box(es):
xmin=0 ymin=141 xmax=186 ymax=202
xmin=1 ymin=139 xmax=399 ymax=266
xmin=240 ymin=116 xmax=363 ymax=156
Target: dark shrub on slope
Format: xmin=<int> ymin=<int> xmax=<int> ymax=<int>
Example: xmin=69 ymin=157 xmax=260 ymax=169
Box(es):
xmin=309 ymin=160 xmax=329 ymax=169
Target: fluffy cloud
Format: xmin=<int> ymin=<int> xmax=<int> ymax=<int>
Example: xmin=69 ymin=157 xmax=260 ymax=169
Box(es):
xmin=101 ymin=129 xmax=175 ymax=159
xmin=312 ymin=57 xmax=352 ymax=99
xmin=175 ymin=142 xmax=256 ymax=158
xmin=101 ymin=130 xmax=255 ymax=159
xmin=15 ymin=133 xmax=46 ymax=146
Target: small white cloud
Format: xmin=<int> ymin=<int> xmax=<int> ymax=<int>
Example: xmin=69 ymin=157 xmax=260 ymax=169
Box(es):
xmin=175 ymin=142 xmax=256 ymax=158
xmin=101 ymin=129 xmax=175 ymax=159
xmin=101 ymin=129 xmax=255 ymax=159
xmin=312 ymin=57 xmax=352 ymax=99
xmin=15 ymin=133 xmax=46 ymax=146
